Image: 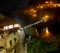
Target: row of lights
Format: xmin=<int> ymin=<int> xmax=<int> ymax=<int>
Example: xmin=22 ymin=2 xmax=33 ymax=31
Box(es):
xmin=25 ymin=1 xmax=60 ymax=17
xmin=3 ymin=24 xmax=20 ymax=30
xmin=26 ymin=8 xmax=37 ymax=17
xmin=36 ymin=3 xmax=60 ymax=9
xmin=38 ymin=2 xmax=60 ymax=8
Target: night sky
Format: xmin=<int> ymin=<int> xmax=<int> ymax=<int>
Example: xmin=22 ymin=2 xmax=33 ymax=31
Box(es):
xmin=0 ymin=0 xmax=30 ymax=16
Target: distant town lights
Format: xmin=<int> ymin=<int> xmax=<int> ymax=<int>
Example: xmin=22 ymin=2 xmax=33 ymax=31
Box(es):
xmin=45 ymin=1 xmax=49 ymax=4
xmin=32 ymin=14 xmax=37 ymax=17
xmin=40 ymin=6 xmax=43 ymax=9
xmin=43 ymin=15 xmax=49 ymax=22
xmin=57 ymin=4 xmax=60 ymax=7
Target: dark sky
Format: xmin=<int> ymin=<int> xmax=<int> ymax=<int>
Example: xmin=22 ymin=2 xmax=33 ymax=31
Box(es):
xmin=0 ymin=0 xmax=30 ymax=9
xmin=0 ymin=0 xmax=30 ymax=16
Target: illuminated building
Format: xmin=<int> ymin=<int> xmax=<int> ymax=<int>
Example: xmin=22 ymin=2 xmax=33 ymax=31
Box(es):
xmin=0 ymin=14 xmax=24 ymax=53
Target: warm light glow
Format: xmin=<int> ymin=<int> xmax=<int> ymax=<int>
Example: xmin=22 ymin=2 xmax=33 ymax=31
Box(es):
xmin=29 ymin=8 xmax=36 ymax=13
xmin=4 ymin=26 xmax=8 ymax=30
xmin=4 ymin=27 xmax=6 ymax=30
xmin=45 ymin=27 xmax=50 ymax=37
xmin=45 ymin=1 xmax=49 ymax=4
xmin=33 ymin=10 xmax=36 ymax=13
xmin=43 ymin=15 xmax=49 ymax=22
xmin=32 ymin=14 xmax=37 ymax=17
xmin=45 ymin=15 xmax=49 ymax=18
xmin=30 ymin=9 xmax=34 ymax=11
xmin=53 ymin=4 xmax=57 ymax=7
xmin=35 ymin=29 xmax=39 ymax=36
xmin=37 ymin=6 xmax=40 ymax=9
xmin=5 ymin=26 xmax=8 ymax=30
xmin=28 ymin=8 xmax=37 ymax=17
xmin=9 ymin=25 xmax=13 ymax=29
xmin=37 ymin=4 xmax=40 ymax=9
xmin=57 ymin=4 xmax=60 ymax=7
xmin=3 ymin=24 xmax=20 ymax=30
xmin=46 ymin=27 xmax=49 ymax=34
xmin=14 ymin=24 xmax=20 ymax=27
xmin=50 ymin=1 xmax=53 ymax=4
xmin=40 ymin=6 xmax=43 ymax=9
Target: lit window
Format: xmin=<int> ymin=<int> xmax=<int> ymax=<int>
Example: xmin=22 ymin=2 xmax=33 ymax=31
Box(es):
xmin=9 ymin=25 xmax=13 ymax=29
xmin=14 ymin=24 xmax=20 ymax=27
xmin=4 ymin=26 xmax=8 ymax=30
xmin=3 ymin=27 xmax=6 ymax=30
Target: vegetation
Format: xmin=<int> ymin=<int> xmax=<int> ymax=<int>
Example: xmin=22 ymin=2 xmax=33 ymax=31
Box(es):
xmin=24 ymin=26 xmax=59 ymax=53
xmin=27 ymin=36 xmax=59 ymax=53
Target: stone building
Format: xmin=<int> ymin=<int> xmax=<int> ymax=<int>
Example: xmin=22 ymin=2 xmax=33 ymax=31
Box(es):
xmin=0 ymin=14 xmax=22 ymax=53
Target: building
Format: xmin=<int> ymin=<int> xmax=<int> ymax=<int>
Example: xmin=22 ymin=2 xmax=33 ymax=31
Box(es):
xmin=0 ymin=14 xmax=23 ymax=53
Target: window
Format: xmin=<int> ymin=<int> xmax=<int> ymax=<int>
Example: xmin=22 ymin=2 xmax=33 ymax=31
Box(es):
xmin=0 ymin=46 xmax=4 ymax=51
xmin=1 ymin=35 xmax=3 ymax=38
xmin=10 ymin=40 xmax=12 ymax=46
xmin=14 ymin=38 xmax=16 ymax=43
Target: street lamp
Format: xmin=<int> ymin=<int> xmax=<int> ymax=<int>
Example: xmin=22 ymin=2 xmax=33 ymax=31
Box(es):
xmin=32 ymin=14 xmax=37 ymax=17
xmin=42 ymin=27 xmax=50 ymax=38
xmin=43 ymin=15 xmax=49 ymax=22
xmin=45 ymin=27 xmax=50 ymax=37
xmin=40 ymin=5 xmax=43 ymax=9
